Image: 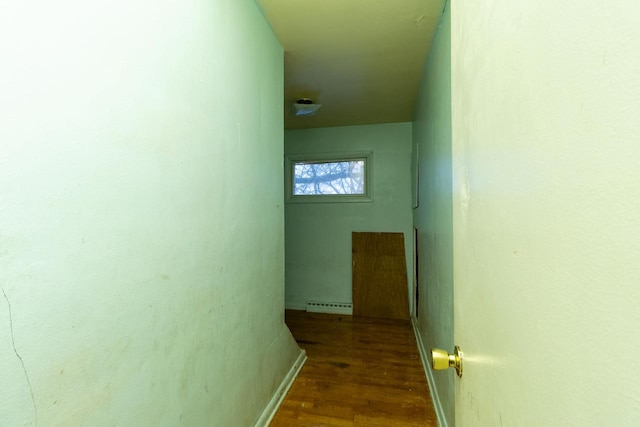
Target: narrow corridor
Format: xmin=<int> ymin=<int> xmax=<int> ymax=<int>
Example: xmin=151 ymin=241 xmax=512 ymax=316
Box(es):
xmin=270 ymin=311 xmax=437 ymax=426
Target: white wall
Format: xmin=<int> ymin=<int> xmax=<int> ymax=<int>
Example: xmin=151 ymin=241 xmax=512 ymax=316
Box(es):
xmin=284 ymin=123 xmax=414 ymax=312
xmin=412 ymin=3 xmax=454 ymax=426
xmin=450 ymin=0 xmax=640 ymax=425
xmin=0 ymin=1 xmax=300 ymax=425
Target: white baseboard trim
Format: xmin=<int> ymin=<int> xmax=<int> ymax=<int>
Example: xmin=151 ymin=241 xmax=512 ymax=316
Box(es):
xmin=254 ymin=349 xmax=307 ymax=427
xmin=411 ymin=317 xmax=448 ymax=427
xmin=284 ymin=302 xmax=306 ymax=311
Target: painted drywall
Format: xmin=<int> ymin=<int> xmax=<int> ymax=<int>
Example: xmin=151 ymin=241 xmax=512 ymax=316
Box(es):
xmin=284 ymin=123 xmax=414 ymax=312
xmin=450 ymin=0 xmax=640 ymax=425
xmin=412 ymin=3 xmax=454 ymax=427
xmin=259 ymin=0 xmax=444 ymax=130
xmin=0 ymin=1 xmax=300 ymax=426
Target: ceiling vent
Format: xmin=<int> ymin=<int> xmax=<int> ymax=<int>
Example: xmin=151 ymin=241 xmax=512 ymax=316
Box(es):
xmin=293 ymin=98 xmax=322 ymax=116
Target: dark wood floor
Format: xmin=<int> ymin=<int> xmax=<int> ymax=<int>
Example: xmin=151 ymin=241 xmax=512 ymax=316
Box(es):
xmin=270 ymin=310 xmax=437 ymax=427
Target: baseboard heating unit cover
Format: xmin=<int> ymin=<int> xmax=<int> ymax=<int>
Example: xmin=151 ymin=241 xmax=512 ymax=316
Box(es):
xmin=306 ymin=301 xmax=353 ymax=315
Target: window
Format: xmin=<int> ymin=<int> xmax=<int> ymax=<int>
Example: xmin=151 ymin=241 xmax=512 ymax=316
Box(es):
xmin=294 ymin=160 xmax=364 ymax=195
xmin=285 ymin=152 xmax=373 ymax=203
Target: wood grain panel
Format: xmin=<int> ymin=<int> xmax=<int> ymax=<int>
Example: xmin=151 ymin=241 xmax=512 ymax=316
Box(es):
xmin=352 ymin=232 xmax=409 ymax=319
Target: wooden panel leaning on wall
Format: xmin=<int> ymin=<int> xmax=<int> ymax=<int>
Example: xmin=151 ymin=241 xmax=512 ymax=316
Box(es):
xmin=352 ymin=232 xmax=409 ymax=320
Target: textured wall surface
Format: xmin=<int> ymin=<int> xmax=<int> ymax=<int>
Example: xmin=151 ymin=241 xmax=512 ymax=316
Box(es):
xmin=451 ymin=0 xmax=640 ymax=425
xmin=0 ymin=1 xmax=299 ymax=425
xmin=412 ymin=3 xmax=454 ymax=426
xmin=284 ymin=123 xmax=413 ymax=312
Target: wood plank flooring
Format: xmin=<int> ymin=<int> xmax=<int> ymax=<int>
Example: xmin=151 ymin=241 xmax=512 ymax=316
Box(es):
xmin=270 ymin=310 xmax=437 ymax=427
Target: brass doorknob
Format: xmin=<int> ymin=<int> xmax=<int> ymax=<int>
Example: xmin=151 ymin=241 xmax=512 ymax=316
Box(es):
xmin=431 ymin=346 xmax=463 ymax=377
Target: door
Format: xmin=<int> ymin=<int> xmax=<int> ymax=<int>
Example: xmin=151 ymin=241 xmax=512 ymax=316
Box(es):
xmin=451 ymin=1 xmax=640 ymax=425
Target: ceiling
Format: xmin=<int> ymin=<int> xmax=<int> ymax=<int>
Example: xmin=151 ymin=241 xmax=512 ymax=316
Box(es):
xmin=258 ymin=0 xmax=446 ymax=130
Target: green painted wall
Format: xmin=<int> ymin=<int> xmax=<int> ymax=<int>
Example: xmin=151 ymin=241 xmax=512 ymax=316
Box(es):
xmin=284 ymin=123 xmax=414 ymax=312
xmin=412 ymin=3 xmax=454 ymax=426
xmin=0 ymin=1 xmax=299 ymax=425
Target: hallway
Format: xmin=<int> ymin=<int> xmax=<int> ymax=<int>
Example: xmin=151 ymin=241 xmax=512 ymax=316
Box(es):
xmin=270 ymin=311 xmax=437 ymax=426
xmin=2 ymin=0 xmax=638 ymax=424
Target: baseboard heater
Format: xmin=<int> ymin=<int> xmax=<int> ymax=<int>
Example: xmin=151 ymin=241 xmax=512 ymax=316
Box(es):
xmin=306 ymin=301 xmax=353 ymax=315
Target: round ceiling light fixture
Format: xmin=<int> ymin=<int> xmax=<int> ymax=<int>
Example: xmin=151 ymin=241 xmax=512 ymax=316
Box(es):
xmin=293 ymin=98 xmax=322 ymax=116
